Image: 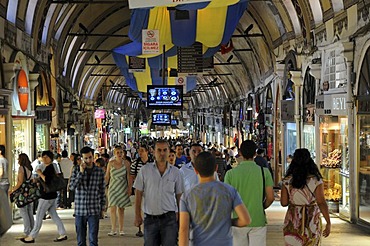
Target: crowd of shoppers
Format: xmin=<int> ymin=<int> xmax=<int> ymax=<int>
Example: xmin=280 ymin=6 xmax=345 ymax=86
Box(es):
xmin=1 ymin=137 xmax=331 ymax=246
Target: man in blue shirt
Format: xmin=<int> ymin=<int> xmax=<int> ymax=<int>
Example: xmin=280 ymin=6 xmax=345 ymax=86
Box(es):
xmin=134 ymin=139 xmax=184 ymax=246
xmin=174 ymin=143 xmax=187 ymax=168
xmin=179 ymin=151 xmax=251 ymax=245
xmin=69 ymin=147 xmax=106 ymax=246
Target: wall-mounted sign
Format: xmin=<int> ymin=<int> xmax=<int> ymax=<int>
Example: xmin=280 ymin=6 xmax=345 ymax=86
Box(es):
xmin=17 ymin=69 xmax=29 ymax=112
xmin=142 ymin=29 xmax=159 ymax=55
xmin=281 ymin=100 xmax=295 ymax=122
xmin=94 ymin=109 xmax=106 ymax=119
xmin=316 ymin=93 xmax=347 ymax=116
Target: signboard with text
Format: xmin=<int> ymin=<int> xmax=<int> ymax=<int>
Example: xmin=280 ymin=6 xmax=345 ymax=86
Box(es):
xmin=315 ymin=94 xmax=347 ymax=116
xmin=129 ymin=0 xmax=210 ymax=9
xmin=128 ymin=56 xmax=146 ymax=72
xmin=142 ymin=29 xmax=159 ymax=54
xmin=178 ymin=42 xmax=203 ymax=74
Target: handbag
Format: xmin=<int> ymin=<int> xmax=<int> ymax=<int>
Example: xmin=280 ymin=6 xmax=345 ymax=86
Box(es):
xmin=10 ymin=166 xmax=41 ymax=208
xmin=39 ymin=173 xmax=66 ymax=193
xmin=0 ymin=188 xmax=12 ymax=237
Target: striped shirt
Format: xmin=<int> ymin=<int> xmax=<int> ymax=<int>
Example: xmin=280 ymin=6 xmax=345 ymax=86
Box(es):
xmin=69 ymin=165 xmax=106 ymax=216
xmin=130 ymin=157 xmax=153 ymax=177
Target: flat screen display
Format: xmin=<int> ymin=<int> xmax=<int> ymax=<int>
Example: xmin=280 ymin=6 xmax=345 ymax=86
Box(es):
xmin=171 ymin=119 xmax=178 ymax=126
xmin=152 ymin=113 xmax=171 ymax=125
xmin=147 ymin=85 xmax=183 ymax=109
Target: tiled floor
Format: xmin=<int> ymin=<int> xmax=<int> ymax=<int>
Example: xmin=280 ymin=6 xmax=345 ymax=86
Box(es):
xmin=1 ymin=201 xmax=369 ymax=245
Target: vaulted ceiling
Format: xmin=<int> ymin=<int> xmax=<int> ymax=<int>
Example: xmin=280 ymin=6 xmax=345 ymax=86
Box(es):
xmin=0 ymin=0 xmax=355 ymax=112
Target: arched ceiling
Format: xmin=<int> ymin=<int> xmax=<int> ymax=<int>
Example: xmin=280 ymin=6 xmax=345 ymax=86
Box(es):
xmin=0 ymin=0 xmax=349 ymax=112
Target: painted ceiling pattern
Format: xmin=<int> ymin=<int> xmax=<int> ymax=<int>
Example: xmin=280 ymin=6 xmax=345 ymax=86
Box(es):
xmin=0 ymin=0 xmax=355 ymax=110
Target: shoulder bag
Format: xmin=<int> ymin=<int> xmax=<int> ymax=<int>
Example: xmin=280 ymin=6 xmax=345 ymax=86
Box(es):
xmin=38 ymin=172 xmax=66 ymax=193
xmin=10 ymin=166 xmax=41 ymax=208
xmin=261 ymin=166 xmax=266 ymax=212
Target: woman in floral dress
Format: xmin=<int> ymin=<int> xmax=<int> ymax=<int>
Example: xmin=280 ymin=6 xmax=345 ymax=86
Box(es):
xmin=280 ymin=148 xmax=331 ymax=246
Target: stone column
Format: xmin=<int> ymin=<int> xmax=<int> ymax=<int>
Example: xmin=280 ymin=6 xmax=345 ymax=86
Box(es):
xmin=343 ymin=41 xmax=355 ymax=223
xmin=3 ymin=63 xmax=15 ymax=186
xmin=290 ymin=70 xmax=303 ymax=149
xmin=310 ymin=63 xmax=322 ymax=167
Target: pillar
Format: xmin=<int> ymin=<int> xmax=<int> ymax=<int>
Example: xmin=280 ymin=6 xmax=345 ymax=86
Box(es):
xmin=3 ymin=63 xmax=15 ymax=187
xmin=29 ymin=73 xmax=39 ymax=159
xmin=290 ymin=70 xmax=303 ymax=149
xmin=310 ymin=63 xmax=322 ymax=166
xmin=342 ymin=41 xmax=355 ymax=223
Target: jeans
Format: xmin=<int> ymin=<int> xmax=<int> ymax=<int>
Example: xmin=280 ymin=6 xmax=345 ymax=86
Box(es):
xmin=144 ymin=211 xmax=178 ymax=246
xmin=29 ymin=198 xmax=66 ymax=239
xmin=0 ymin=182 xmax=9 ymax=197
xmin=75 ymin=215 xmax=100 ymax=246
xmin=19 ymin=203 xmax=34 ymax=235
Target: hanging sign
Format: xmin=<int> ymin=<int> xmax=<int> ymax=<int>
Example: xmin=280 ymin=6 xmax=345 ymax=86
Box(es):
xmin=177 ymin=42 xmax=203 ymax=74
xmin=142 ymin=29 xmax=159 ymax=55
xmin=129 ymin=0 xmax=210 ymax=9
xmin=128 ymin=56 xmax=146 ymax=72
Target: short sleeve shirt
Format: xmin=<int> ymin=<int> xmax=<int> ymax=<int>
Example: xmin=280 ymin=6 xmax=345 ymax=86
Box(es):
xmin=224 ymin=160 xmax=273 ymax=227
xmin=180 ymin=181 xmax=243 ymax=246
xmin=0 ymin=157 xmax=8 ymax=183
xmin=133 ymin=162 xmax=184 ymax=215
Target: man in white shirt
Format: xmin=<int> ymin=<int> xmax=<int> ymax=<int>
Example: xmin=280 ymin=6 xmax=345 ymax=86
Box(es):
xmin=59 ymin=150 xmax=73 ymax=208
xmin=180 ymin=143 xmax=203 ymax=193
xmin=134 ymin=140 xmax=184 ymax=246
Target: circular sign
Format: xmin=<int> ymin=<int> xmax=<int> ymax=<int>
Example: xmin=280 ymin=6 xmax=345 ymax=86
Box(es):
xmin=177 ymin=77 xmax=184 ymax=85
xmin=147 ymin=30 xmax=155 ymax=38
xmin=17 ymin=69 xmax=29 ymax=112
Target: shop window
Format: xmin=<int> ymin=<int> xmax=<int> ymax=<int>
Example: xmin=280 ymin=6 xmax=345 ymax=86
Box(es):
xmin=319 ymin=116 xmax=349 ymax=216
xmin=359 ymin=115 xmax=370 ymax=223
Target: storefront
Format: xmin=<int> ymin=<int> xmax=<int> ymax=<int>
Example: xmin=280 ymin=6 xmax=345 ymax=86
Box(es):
xmin=281 ymin=100 xmax=296 ymax=174
xmin=316 ymin=93 xmax=350 ymax=218
xmin=35 ymin=71 xmax=52 ymax=153
xmin=303 ymin=67 xmax=316 ymax=161
xmin=356 ymin=44 xmax=370 ymax=225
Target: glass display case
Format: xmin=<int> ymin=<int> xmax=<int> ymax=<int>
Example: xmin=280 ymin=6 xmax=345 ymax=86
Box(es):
xmin=359 ymin=115 xmax=370 ymax=224
xmin=285 ymin=122 xmax=297 ymax=173
xmin=36 ymin=124 xmax=47 ymax=152
xmin=303 ymin=124 xmax=315 ymax=162
xmin=319 ymin=116 xmax=349 ymax=216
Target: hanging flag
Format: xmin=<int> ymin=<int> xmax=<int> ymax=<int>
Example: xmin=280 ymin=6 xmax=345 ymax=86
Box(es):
xmin=129 ymin=0 xmax=211 ymax=9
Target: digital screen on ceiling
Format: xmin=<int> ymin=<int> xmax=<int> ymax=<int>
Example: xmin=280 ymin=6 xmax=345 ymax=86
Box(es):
xmin=152 ymin=113 xmax=171 ymax=125
xmin=147 ymin=85 xmax=183 ymax=109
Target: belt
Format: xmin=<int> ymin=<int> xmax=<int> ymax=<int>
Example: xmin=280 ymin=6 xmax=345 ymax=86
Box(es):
xmin=145 ymin=211 xmax=175 ymax=219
